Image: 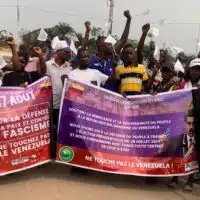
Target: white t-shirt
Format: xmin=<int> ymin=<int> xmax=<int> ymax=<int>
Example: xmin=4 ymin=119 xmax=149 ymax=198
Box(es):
xmin=46 ymin=59 xmax=72 ymax=109
xmin=68 ymin=68 xmax=108 ymax=87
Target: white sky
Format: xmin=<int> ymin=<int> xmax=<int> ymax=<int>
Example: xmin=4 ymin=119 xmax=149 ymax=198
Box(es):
xmin=1 ymin=0 xmax=200 ymax=53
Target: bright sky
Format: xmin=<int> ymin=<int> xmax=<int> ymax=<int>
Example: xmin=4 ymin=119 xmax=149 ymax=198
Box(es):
xmin=1 ymin=0 xmax=200 ymax=53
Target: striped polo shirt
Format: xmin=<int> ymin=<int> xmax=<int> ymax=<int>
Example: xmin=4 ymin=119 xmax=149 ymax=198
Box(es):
xmin=115 ymin=65 xmax=149 ymax=95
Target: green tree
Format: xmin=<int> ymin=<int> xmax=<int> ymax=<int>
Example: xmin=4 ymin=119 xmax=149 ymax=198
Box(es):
xmin=54 ymin=22 xmax=74 ymax=40
xmin=0 ymin=30 xmax=13 ymax=46
xmin=91 ymin=27 xmax=104 ymax=38
xmin=88 ymin=38 xmax=97 ymax=54
xmin=76 ymin=33 xmax=83 ymax=42
xmin=178 ymin=52 xmax=195 ymax=67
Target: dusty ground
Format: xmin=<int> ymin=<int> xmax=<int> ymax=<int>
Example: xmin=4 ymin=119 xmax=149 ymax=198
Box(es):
xmin=0 ymin=163 xmax=199 ymax=200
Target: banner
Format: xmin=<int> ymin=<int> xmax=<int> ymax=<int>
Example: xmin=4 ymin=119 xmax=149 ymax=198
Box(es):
xmin=57 ymin=79 xmax=199 ymax=176
xmin=0 ymin=76 xmax=52 ymax=176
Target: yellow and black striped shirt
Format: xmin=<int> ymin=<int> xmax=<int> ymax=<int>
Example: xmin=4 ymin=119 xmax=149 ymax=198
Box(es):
xmin=115 ymin=65 xmax=149 ymax=95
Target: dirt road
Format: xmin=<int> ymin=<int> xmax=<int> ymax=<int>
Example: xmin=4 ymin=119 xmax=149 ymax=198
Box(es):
xmin=0 ymin=163 xmax=199 ymax=200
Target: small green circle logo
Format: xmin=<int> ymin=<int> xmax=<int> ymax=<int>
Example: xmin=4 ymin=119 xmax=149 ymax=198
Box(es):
xmin=59 ymin=146 xmax=74 ymax=162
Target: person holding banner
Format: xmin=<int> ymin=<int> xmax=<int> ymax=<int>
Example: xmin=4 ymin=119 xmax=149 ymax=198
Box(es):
xmin=168 ymin=110 xmax=196 ymax=191
xmin=182 ymin=58 xmax=200 ymax=184
xmin=2 ymin=38 xmax=46 ymax=87
xmin=45 ymin=42 xmax=72 ymax=158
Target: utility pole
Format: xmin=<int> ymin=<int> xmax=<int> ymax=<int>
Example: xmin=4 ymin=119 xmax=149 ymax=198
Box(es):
xmin=16 ymin=0 xmax=21 ymax=44
xmin=17 ymin=0 xmax=20 ymax=26
xmin=196 ymin=23 xmax=200 ymax=54
xmin=108 ymin=0 xmax=114 ymax=35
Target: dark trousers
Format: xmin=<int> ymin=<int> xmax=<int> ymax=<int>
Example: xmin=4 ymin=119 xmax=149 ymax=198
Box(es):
xmin=50 ymin=109 xmax=60 ymax=159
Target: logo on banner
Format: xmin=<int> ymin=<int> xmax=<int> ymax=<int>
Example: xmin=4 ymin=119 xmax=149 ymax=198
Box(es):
xmin=68 ymin=83 xmax=85 ymax=97
xmin=59 ymin=146 xmax=74 ymax=162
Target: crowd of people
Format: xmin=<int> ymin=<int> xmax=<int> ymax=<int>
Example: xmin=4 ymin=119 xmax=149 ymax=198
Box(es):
xmin=0 ymin=9 xmax=200 ymax=192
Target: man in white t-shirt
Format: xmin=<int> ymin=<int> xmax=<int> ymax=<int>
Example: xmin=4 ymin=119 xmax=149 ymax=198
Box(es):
xmin=46 ymin=43 xmax=72 ymax=157
xmin=68 ymin=49 xmax=108 ymax=87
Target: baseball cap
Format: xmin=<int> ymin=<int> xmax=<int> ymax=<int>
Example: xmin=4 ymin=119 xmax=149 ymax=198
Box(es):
xmin=189 ymin=58 xmax=200 ymax=68
xmin=54 ymin=40 xmax=71 ymax=52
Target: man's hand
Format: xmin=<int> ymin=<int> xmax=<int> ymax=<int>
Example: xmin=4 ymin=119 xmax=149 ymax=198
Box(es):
xmin=85 ymin=21 xmax=91 ymax=32
xmin=142 ymin=23 xmax=150 ymax=34
xmin=19 ymin=82 xmax=28 ymax=88
xmin=149 ymin=90 xmax=158 ymax=96
xmin=61 ymin=74 xmax=68 ymax=84
xmin=124 ymin=10 xmax=131 ymax=20
xmin=6 ymin=37 xmax=15 ymax=46
xmin=33 ymin=47 xmax=43 ymax=56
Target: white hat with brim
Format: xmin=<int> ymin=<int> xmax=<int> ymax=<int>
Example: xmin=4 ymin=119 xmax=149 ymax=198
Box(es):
xmin=54 ymin=40 xmax=71 ymax=52
xmin=189 ymin=58 xmax=200 ymax=68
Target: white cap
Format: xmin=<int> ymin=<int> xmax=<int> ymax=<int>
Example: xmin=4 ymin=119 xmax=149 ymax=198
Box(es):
xmin=54 ymin=40 xmax=70 ymax=52
xmin=189 ymin=58 xmax=200 ymax=68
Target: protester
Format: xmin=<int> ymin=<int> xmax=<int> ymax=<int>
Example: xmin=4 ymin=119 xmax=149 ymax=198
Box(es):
xmin=108 ymin=44 xmax=159 ymax=96
xmin=168 ymin=111 xmax=196 ymax=192
xmin=163 ymin=58 xmax=200 ymax=191
xmin=90 ymin=10 xmax=132 ymax=77
xmin=68 ymin=48 xmax=108 ymax=86
xmin=18 ymin=40 xmax=52 ymax=72
xmin=182 ymin=58 xmax=200 ymax=89
xmin=45 ymin=41 xmax=72 ymax=157
xmin=71 ymin=21 xmax=91 ymax=69
xmin=152 ymin=63 xmax=176 ymax=92
xmin=2 ymin=38 xmax=46 ymax=87
xmin=183 ymin=58 xmax=200 ymax=183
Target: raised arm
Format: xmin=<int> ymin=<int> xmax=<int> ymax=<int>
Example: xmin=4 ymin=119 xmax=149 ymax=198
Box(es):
xmin=115 ymin=10 xmax=132 ymax=54
xmin=81 ymin=21 xmax=91 ymax=50
xmin=33 ymin=47 xmax=47 ymax=75
xmin=6 ymin=37 xmax=22 ymax=71
xmin=137 ymin=23 xmax=150 ymax=64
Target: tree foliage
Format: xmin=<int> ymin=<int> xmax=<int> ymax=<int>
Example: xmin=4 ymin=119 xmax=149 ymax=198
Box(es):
xmin=21 ymin=22 xmax=74 ymax=47
xmin=91 ymin=27 xmax=104 ymax=38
